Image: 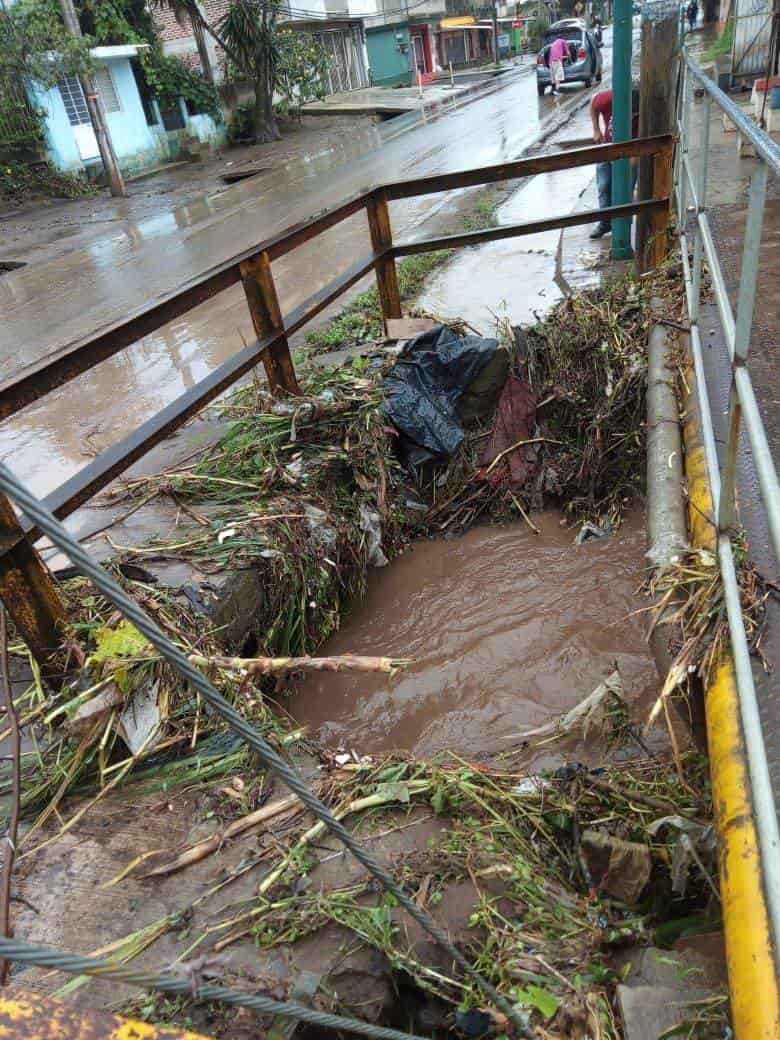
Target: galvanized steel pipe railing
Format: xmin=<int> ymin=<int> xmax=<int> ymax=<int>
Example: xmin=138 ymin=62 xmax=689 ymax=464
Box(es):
xmin=675 ymin=46 xmax=780 ymax=960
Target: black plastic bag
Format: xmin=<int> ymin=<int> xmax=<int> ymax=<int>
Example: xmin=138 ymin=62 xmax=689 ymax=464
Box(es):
xmin=383 ymin=325 xmax=498 ymax=467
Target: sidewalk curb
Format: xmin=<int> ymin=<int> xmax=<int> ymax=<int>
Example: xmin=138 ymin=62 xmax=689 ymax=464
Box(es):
xmin=680 ymin=333 xmax=780 ymax=1040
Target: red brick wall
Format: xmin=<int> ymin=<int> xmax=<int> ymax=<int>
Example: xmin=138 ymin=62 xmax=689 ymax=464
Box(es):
xmin=154 ymin=5 xmax=193 ymax=43
xmin=153 ymin=1 xmax=236 ymax=73
xmin=154 ymin=1 xmax=232 ymax=44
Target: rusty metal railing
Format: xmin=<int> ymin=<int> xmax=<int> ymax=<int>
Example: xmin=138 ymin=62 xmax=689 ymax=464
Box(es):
xmin=0 ymin=134 xmax=674 ymax=666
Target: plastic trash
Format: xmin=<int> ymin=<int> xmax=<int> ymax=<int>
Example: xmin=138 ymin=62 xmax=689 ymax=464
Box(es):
xmin=359 ymin=504 xmax=389 ymax=567
xmin=383 ymin=324 xmax=499 ymax=468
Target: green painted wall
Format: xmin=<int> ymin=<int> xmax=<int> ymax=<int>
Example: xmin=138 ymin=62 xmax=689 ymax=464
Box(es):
xmin=366 ymin=26 xmax=412 ymax=87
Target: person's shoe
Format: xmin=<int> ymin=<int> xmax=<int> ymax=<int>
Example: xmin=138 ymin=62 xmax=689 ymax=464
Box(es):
xmin=589 ymin=222 xmax=611 ymax=239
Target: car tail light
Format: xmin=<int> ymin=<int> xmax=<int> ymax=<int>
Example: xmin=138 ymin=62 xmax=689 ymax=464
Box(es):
xmin=537 ymin=53 xmax=544 ymax=64
xmin=577 ymin=47 xmax=586 ymax=59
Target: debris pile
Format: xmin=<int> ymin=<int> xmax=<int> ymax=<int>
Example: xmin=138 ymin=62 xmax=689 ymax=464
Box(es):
xmin=6 ymin=259 xmax=694 ymax=847
xmin=3 ymin=254 xmax=731 ymax=1038
xmin=99 ymin=745 xmax=717 ymax=1040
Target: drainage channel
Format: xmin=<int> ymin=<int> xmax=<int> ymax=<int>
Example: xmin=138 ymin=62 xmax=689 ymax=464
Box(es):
xmin=288 ymin=511 xmax=658 ymax=763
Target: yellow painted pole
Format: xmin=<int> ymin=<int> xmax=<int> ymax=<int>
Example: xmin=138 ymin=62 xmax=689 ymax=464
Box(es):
xmin=680 ymin=349 xmax=780 ymax=1039
xmin=0 ymin=989 xmax=213 ymax=1040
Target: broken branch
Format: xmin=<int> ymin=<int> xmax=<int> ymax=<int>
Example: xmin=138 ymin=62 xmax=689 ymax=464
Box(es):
xmin=188 ymin=653 xmax=409 ymax=676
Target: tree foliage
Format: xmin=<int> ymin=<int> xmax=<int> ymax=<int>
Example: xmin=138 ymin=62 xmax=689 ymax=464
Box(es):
xmin=0 ymin=0 xmax=93 ymax=159
xmin=0 ymin=0 xmax=94 ymax=89
xmin=79 ymin=0 xmax=221 ymax=115
xmin=219 ymin=0 xmax=329 ymax=143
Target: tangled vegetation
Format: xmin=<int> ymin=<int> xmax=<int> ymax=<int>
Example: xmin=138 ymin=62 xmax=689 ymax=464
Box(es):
xmin=4 ymin=253 xmax=734 ymax=1037
xmin=5 ymin=257 xmax=692 ymax=829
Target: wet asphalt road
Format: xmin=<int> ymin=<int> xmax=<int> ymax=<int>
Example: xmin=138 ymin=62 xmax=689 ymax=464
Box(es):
xmin=0 ymin=33 xmax=616 ymax=496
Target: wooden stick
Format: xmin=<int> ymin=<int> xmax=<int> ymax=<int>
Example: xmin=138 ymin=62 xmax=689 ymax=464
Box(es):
xmin=188 ymin=652 xmax=409 ymax=676
xmin=484 ymin=437 xmax=562 ymax=477
xmin=142 ymin=793 xmax=304 ymax=878
xmin=0 ymin=608 xmax=19 ymax=986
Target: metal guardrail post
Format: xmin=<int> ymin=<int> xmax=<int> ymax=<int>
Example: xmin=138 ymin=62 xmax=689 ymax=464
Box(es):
xmin=240 ymin=251 xmax=300 ymax=396
xmin=690 ymin=92 xmax=711 ymax=319
xmin=366 ymin=190 xmax=402 ymax=325
xmin=0 ymin=493 xmax=65 ymax=670
xmin=718 ymin=163 xmax=768 ymax=532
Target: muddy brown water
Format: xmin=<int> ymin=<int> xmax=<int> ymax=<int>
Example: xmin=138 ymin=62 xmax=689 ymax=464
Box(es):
xmin=288 ymin=511 xmax=657 ymax=761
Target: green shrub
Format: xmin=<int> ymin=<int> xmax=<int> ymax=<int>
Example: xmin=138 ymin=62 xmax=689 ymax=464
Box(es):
xmin=703 ymin=18 xmax=734 ymax=62
xmin=0 ymin=161 xmax=97 ymax=202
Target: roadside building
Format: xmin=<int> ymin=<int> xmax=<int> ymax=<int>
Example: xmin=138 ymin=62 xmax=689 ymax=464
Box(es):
xmin=288 ymin=17 xmax=370 ymax=92
xmin=155 ymin=0 xmax=369 ymax=93
xmin=25 ymin=45 xmax=224 ymax=178
xmin=729 ymin=0 xmax=775 ymax=79
xmin=437 ymin=14 xmax=494 ymax=67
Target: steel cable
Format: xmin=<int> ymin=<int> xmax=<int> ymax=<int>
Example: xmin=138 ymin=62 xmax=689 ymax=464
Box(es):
xmin=0 ymin=936 xmax=425 ymax=1040
xmin=0 ymin=463 xmax=528 ymax=1035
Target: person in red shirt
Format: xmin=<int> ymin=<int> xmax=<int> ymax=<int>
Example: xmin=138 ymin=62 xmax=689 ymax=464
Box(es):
xmin=589 ymin=85 xmax=640 ymax=239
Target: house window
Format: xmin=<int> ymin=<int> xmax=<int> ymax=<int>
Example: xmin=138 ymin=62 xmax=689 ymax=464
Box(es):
xmin=94 ymin=66 xmax=121 ymax=113
xmin=58 ymin=75 xmax=90 ymax=126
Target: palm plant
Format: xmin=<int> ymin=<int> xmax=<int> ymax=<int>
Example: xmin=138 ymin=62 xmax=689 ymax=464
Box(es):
xmin=219 ymin=0 xmax=283 ymax=142
xmin=151 ymin=0 xmax=234 ymax=83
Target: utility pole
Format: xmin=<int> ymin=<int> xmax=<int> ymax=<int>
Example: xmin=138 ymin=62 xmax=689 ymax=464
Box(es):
xmin=636 ymin=2 xmax=678 ymax=271
xmin=57 ymin=0 xmax=126 ymax=197
xmin=610 ymin=0 xmax=633 ymax=259
xmin=493 ymin=0 xmax=500 ymax=66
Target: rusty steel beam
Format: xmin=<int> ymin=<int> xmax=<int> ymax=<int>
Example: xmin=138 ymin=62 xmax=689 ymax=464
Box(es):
xmin=284 ymin=251 xmax=379 ymax=337
xmin=383 ymin=134 xmax=675 ymax=200
xmin=2 ymin=252 xmax=381 ymax=556
xmin=0 ymin=137 xmax=673 ymax=426
xmin=392 ymin=198 xmax=669 ymax=257
xmin=0 ymin=195 xmax=371 ymax=424
xmin=0 ymin=492 xmax=66 ymax=668
xmin=0 ymin=265 xmax=242 ymax=424
xmin=0 ymin=989 xmax=212 ymax=1040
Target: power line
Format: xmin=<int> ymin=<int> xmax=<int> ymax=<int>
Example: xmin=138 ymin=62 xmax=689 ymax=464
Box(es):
xmin=0 ymin=936 xmax=428 ymax=1040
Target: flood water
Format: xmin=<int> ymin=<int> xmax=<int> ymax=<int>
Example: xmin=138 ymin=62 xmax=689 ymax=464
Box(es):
xmin=288 ymin=511 xmax=657 ymax=761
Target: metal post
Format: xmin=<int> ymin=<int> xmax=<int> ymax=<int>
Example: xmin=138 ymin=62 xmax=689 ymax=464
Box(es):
xmin=731 ymin=163 xmax=768 ymax=366
xmin=0 ymin=494 xmax=66 ymax=670
xmin=677 ymin=62 xmax=691 ymax=219
xmin=240 ymin=251 xmax=300 ymax=396
xmin=610 ymin=0 xmax=633 ymax=259
xmin=493 ymin=0 xmax=500 ymax=66
xmin=718 ymin=162 xmax=768 ymax=532
xmin=690 ymin=91 xmax=711 ymax=317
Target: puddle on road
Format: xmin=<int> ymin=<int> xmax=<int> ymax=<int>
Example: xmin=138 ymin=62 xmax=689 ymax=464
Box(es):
xmin=288 ymin=511 xmax=656 ymax=762
xmin=417 ymin=163 xmax=601 ymax=330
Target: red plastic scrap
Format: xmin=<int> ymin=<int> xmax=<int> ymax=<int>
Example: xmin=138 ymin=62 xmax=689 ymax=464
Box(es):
xmin=477 ymin=375 xmax=540 ymax=488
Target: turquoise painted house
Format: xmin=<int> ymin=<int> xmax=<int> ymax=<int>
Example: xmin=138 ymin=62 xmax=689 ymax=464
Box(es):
xmin=365 ymin=25 xmax=412 ymax=87
xmin=27 ymin=44 xmax=225 ymax=178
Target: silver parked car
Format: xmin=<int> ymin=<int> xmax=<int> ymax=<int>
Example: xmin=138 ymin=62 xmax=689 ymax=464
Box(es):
xmin=536 ymin=19 xmax=603 ymax=95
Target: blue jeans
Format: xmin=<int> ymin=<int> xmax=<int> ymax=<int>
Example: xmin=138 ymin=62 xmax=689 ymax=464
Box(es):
xmin=596 ymin=160 xmax=637 ymax=226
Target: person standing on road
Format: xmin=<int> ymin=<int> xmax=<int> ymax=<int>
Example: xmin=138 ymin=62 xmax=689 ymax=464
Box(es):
xmin=589 ymin=85 xmax=640 ymax=239
xmin=687 ymin=0 xmax=698 ymax=30
xmin=548 ymin=36 xmax=569 ymax=95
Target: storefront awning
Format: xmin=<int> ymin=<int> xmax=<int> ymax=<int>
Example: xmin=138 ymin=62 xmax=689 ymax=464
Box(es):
xmin=440 ymin=16 xmax=476 ymax=28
